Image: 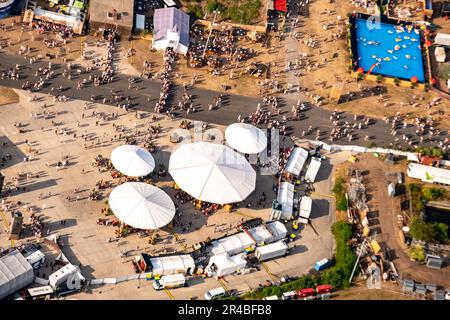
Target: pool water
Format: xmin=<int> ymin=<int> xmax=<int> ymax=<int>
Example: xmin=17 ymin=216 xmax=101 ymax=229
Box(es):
xmin=354 ymin=18 xmax=425 ymax=82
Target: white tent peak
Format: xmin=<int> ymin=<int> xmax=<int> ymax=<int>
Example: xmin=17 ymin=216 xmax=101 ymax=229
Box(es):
xmin=111 ymin=145 xmax=155 ymax=177
xmin=108 ymin=182 xmax=175 ymax=230
xmin=169 ymin=142 xmax=256 ymax=204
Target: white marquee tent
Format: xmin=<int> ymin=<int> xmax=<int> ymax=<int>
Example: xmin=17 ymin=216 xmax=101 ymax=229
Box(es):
xmin=285 ymin=147 xmax=309 ymax=176
xmin=0 ymin=250 xmax=34 ymax=300
xmin=248 ymin=221 xmax=287 ymax=245
xmin=169 ymin=142 xmax=256 ymax=204
xmin=149 ymin=255 xmax=195 ymax=276
xmin=225 ymin=123 xmax=267 ymax=154
xmin=108 ymin=182 xmax=175 ymax=230
xmin=111 ymin=145 xmax=155 ymax=177
xmin=277 ymin=182 xmax=295 ymax=220
xmin=211 ymin=232 xmax=255 ymax=256
xmin=206 ymin=253 xmax=247 ymax=277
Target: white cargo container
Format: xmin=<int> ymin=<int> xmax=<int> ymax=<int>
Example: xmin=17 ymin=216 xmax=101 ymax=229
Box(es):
xmin=48 ymin=263 xmax=78 ymax=289
xmin=255 ymin=241 xmax=288 ymax=261
xmin=305 ymin=157 xmax=322 ymax=183
xmin=298 ymin=196 xmax=312 ymax=224
xmin=152 ymin=273 xmax=186 ymax=290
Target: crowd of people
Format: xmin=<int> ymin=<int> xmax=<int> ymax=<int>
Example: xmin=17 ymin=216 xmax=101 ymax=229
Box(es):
xmin=155 ymin=47 xmax=175 ymax=114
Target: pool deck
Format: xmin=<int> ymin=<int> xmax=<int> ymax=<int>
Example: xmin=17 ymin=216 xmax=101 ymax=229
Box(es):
xmin=348 ymin=13 xmax=432 ymax=86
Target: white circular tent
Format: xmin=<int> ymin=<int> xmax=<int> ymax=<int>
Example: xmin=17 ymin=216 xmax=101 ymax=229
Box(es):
xmin=108 ymin=182 xmax=175 ymax=230
xmin=169 ymin=142 xmax=256 ymax=205
xmin=225 ymin=123 xmax=267 ymax=154
xmin=111 ymin=145 xmax=155 ymax=177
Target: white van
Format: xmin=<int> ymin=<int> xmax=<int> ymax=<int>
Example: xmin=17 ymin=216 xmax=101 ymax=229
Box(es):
xmin=204 ymin=287 xmax=227 ymax=300
xmin=281 ymin=291 xmax=297 ymax=300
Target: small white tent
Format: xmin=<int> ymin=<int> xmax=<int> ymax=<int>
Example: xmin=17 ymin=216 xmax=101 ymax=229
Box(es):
xmin=206 ymin=253 xmax=247 ymax=276
xmin=211 ymin=232 xmax=255 ymax=256
xmin=149 ymin=255 xmax=195 ymax=276
xmin=285 ymin=147 xmax=309 ymax=176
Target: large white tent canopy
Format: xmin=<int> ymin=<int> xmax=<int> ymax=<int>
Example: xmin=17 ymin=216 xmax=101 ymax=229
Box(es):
xmin=169 ymin=142 xmax=256 ymax=204
xmin=111 ymin=145 xmax=155 ymax=177
xmin=225 ymin=123 xmax=267 ymax=154
xmin=108 ymin=182 xmax=175 ymax=230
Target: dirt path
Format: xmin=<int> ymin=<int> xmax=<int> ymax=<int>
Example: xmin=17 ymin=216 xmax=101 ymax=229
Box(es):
xmin=347 ymin=154 xmax=450 ymax=287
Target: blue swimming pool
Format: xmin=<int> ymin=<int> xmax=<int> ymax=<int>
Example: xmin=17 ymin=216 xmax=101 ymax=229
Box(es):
xmin=353 ymin=18 xmax=425 ymax=82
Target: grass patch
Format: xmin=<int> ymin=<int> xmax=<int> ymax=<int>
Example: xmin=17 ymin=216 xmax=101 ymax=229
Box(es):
xmin=332 ymin=176 xmax=348 ymax=211
xmin=183 ymin=0 xmax=262 ymax=24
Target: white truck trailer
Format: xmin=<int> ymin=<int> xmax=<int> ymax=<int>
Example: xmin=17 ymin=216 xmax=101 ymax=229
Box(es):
xmin=255 ymin=241 xmax=289 ymax=261
xmin=48 ymin=263 xmax=78 ymax=289
xmin=152 ymin=273 xmax=186 ymax=290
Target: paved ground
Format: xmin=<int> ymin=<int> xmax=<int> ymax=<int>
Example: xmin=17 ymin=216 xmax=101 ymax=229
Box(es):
xmin=0 ymin=89 xmax=344 ymax=299
xmin=0 ymin=50 xmax=441 ymax=149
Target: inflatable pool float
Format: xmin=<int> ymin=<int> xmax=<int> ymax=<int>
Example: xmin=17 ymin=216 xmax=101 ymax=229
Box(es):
xmin=405 ymin=54 xmax=410 ymax=59
xmin=383 ymin=57 xmax=391 ymax=61
xmin=394 ymin=45 xmax=401 ymax=50
xmin=395 ymin=38 xmax=402 ymax=42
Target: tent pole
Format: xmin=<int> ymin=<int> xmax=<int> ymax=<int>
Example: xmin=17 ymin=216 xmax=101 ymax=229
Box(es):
xmin=151 ymin=229 xmax=157 ymax=245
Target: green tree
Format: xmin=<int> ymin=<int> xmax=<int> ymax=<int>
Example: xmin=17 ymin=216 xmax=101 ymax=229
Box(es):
xmin=409 ymin=244 xmax=426 ymax=261
xmin=331 ymin=221 xmax=353 ymax=241
xmin=422 ymin=187 xmax=444 ymax=201
xmin=410 ymin=216 xmax=436 ymax=242
xmin=409 ymin=216 xmax=449 ymax=243
xmin=433 ymin=223 xmax=449 ymax=243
